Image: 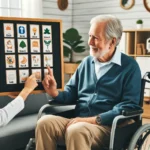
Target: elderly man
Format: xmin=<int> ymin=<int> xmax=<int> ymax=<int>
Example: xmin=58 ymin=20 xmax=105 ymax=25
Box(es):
xmin=0 ymin=74 xmax=38 ymax=127
xmin=36 ymin=15 xmax=141 ymax=150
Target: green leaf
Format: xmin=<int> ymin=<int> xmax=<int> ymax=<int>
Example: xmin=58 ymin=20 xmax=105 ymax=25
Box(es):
xmin=63 ymin=46 xmax=71 ymax=57
xmin=44 ymin=28 xmax=50 ymax=34
xmin=63 ymin=28 xmax=80 ymax=43
xmin=63 ymin=40 xmax=72 ymax=46
xmin=63 ymin=27 xmax=86 ymax=54
xmin=73 ymin=46 xmax=86 ymax=53
xmin=44 ymin=40 xmax=51 ymax=45
xmin=72 ymin=40 xmax=84 ymax=48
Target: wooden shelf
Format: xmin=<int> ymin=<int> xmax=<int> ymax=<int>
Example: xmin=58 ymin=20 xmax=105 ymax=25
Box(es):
xmin=143 ymin=102 xmax=150 ymax=119
xmin=124 ymin=29 xmax=150 ymax=32
xmin=64 ymin=63 xmax=79 ymax=78
xmin=124 ymin=29 xmax=150 ymax=118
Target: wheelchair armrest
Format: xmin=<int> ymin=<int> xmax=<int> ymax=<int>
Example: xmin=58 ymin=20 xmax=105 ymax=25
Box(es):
xmin=37 ymin=100 xmax=76 ymax=120
xmin=122 ymin=109 xmax=143 ymax=116
xmin=109 ymin=108 xmax=143 ymax=150
xmin=37 ymin=104 xmax=52 ymax=120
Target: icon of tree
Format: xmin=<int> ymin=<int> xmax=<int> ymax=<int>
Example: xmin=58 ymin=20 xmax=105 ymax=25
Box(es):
xmin=44 ymin=28 xmax=50 ymax=34
xmin=20 ymin=41 xmax=26 ymax=49
xmin=44 ymin=40 xmax=51 ymax=49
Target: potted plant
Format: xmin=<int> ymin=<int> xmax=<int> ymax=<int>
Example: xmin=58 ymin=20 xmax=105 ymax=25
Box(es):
xmin=63 ymin=28 xmax=86 ymax=77
xmin=63 ymin=28 xmax=86 ymax=63
xmin=136 ymin=19 xmax=143 ymax=29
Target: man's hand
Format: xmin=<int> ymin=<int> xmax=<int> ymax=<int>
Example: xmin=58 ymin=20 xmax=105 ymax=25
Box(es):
xmin=19 ymin=73 xmax=38 ymax=100
xmin=42 ymin=67 xmax=58 ymax=97
xmin=66 ymin=117 xmax=97 ymax=129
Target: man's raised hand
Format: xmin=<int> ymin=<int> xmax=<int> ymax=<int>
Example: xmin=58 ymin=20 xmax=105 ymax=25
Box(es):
xmin=42 ymin=67 xmax=58 ymax=97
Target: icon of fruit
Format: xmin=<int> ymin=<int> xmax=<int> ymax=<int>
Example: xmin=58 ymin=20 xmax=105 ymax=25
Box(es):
xmin=21 ymin=56 xmax=27 ymax=64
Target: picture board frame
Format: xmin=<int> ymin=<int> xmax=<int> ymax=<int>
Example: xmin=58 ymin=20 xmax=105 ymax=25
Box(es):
xmin=0 ymin=17 xmax=64 ymax=96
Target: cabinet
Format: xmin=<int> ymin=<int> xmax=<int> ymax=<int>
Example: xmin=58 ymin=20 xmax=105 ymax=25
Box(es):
xmin=64 ymin=63 xmax=79 ymax=78
xmin=123 ymin=29 xmax=150 ymax=118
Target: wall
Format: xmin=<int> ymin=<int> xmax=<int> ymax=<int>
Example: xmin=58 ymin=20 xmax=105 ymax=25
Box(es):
xmin=21 ymin=0 xmax=43 ymax=18
xmin=72 ymin=0 xmax=150 ymax=48
xmin=43 ymin=0 xmax=73 ymax=32
xmin=0 ymin=0 xmax=21 ymax=17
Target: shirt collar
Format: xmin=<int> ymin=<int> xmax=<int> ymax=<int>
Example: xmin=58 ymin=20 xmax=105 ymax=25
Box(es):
xmin=92 ymin=47 xmax=121 ymax=66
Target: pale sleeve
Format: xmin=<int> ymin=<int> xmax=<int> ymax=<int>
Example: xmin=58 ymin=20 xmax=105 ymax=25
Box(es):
xmin=0 ymin=96 xmax=24 ymax=127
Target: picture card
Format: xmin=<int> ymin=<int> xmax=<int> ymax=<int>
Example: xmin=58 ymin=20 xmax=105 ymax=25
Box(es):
xmin=5 ymin=55 xmax=16 ymax=68
xmin=3 ymin=23 xmax=14 ymax=37
xmin=31 ymin=54 xmax=41 ymax=67
xmin=4 ymin=38 xmax=15 ymax=53
xmin=18 ymin=39 xmax=28 ymax=53
xmin=32 ymin=69 xmax=41 ymax=82
xmin=42 ymin=25 xmax=52 ymax=39
xmin=6 ymin=70 xmax=17 ymax=84
xmin=43 ymin=54 xmax=53 ymax=67
xmin=43 ymin=39 xmax=52 ymax=53
xmin=19 ymin=69 xmax=29 ymax=83
xmin=30 ymin=24 xmax=40 ymax=38
xmin=17 ymin=24 xmax=27 ymax=38
xmin=18 ymin=54 xmax=29 ymax=68
xmin=30 ymin=39 xmax=40 ymax=53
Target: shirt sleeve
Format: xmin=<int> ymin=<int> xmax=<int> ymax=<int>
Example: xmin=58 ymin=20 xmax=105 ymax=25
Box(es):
xmin=0 ymin=96 xmax=24 ymax=127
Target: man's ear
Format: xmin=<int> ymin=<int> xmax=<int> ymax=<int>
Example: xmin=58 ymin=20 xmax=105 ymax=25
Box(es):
xmin=109 ymin=38 xmax=116 ymax=48
xmin=111 ymin=38 xmax=117 ymax=45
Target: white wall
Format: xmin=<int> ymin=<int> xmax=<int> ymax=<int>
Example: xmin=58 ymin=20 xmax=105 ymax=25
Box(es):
xmin=0 ymin=0 xmax=21 ymax=17
xmin=43 ymin=0 xmax=73 ymax=32
xmin=22 ymin=0 xmax=43 ymax=18
xmin=72 ymin=0 xmax=150 ymax=48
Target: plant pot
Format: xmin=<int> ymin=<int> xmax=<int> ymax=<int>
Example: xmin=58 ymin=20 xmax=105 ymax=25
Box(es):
xmin=64 ymin=57 xmax=70 ymax=63
xmin=136 ymin=24 xmax=143 ymax=29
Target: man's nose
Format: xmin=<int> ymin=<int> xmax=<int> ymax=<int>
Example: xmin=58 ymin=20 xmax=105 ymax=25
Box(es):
xmin=88 ymin=38 xmax=94 ymax=46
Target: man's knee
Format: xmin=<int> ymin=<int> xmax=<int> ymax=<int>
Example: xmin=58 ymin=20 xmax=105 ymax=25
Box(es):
xmin=36 ymin=115 xmax=57 ymax=130
xmin=66 ymin=122 xmax=91 ymax=139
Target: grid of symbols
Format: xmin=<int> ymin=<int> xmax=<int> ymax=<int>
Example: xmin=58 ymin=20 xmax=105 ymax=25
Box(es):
xmin=4 ymin=23 xmax=53 ymax=84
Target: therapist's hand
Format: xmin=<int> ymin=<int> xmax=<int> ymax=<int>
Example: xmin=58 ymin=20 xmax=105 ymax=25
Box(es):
xmin=19 ymin=73 xmax=38 ymax=100
xmin=42 ymin=67 xmax=58 ymax=97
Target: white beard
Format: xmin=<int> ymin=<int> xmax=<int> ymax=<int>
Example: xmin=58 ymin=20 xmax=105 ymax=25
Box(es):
xmin=89 ymin=47 xmax=110 ymax=59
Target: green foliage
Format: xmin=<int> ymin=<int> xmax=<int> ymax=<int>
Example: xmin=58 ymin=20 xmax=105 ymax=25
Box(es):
xmin=63 ymin=28 xmax=86 ymax=62
xmin=136 ymin=19 xmax=143 ymax=24
xmin=44 ymin=28 xmax=50 ymax=34
xmin=20 ymin=41 xmax=26 ymax=48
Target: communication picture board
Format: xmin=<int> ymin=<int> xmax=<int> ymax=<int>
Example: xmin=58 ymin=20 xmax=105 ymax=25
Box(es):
xmin=0 ymin=17 xmax=64 ymax=96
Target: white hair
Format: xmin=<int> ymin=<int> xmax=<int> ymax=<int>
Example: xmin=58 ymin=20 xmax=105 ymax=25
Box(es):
xmin=90 ymin=15 xmax=123 ymax=45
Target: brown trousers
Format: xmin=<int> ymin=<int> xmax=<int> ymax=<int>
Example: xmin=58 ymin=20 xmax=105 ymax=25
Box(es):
xmin=35 ymin=115 xmax=111 ymax=150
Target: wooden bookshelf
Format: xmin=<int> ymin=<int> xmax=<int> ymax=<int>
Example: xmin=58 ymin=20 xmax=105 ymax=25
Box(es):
xmin=124 ymin=29 xmax=150 ymax=118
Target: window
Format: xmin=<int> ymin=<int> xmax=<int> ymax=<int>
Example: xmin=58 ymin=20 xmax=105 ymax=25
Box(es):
xmin=0 ymin=0 xmax=21 ymax=17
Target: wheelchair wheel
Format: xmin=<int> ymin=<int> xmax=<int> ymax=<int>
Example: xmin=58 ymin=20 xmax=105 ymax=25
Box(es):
xmin=128 ymin=124 xmax=150 ymax=150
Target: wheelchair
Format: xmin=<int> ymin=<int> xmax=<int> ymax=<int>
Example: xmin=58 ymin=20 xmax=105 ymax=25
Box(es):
xmin=25 ymin=72 xmax=150 ymax=150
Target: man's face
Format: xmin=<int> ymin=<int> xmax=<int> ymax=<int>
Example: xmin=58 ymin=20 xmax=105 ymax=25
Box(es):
xmin=88 ymin=22 xmax=112 ymax=61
